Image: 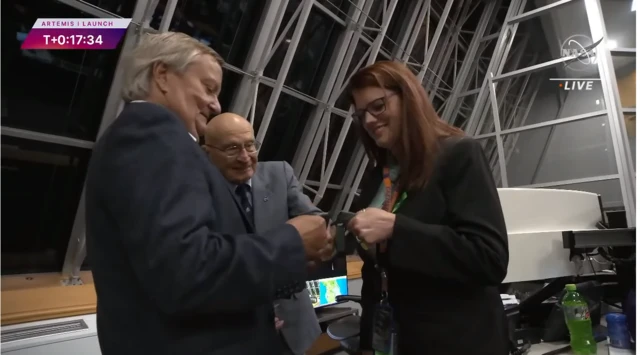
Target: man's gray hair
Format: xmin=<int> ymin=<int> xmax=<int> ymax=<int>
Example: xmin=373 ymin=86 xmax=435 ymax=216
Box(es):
xmin=121 ymin=32 xmax=224 ymax=102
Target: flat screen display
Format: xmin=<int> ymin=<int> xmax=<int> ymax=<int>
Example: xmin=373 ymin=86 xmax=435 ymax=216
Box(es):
xmin=307 ymin=275 xmax=348 ymax=308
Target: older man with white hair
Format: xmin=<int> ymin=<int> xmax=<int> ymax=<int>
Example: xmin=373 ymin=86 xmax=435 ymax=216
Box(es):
xmin=85 ymin=32 xmax=333 ymax=355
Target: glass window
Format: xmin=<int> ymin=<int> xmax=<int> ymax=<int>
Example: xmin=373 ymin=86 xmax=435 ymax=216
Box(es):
xmin=2 ymin=0 xmax=125 ymax=141
xmin=506 ymin=0 xmax=591 ymax=70
xmin=218 ymin=69 xmax=243 ymax=113
xmin=151 ymin=0 xmax=265 ymax=69
xmin=254 ymin=89 xmax=317 ymax=163
xmin=452 ymin=93 xmax=479 ymax=129
xmin=316 ymin=188 xmax=339 ymax=212
xmin=504 ymin=115 xmax=618 ymax=186
xmin=317 ymin=0 xmax=351 ymax=22
xmin=264 ymin=7 xmax=343 ymax=96
xmin=82 ymin=0 xmax=137 ymax=17
xmin=380 ymin=0 xmax=415 ymax=55
xmin=480 ymin=64 xmax=608 ymax=134
xmin=1 ymin=136 xmax=90 ymax=275
xmin=305 ymin=115 xmax=358 ymax=185
xmin=601 ymin=0 xmax=636 ymax=49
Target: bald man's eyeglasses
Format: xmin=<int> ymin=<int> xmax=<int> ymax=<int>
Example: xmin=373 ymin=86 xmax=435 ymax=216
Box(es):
xmin=207 ymin=141 xmax=261 ymax=158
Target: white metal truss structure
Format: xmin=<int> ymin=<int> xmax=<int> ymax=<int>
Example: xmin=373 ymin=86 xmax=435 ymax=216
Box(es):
xmin=2 ymin=0 xmax=634 ymax=283
xmin=465 ymin=0 xmax=636 ymax=227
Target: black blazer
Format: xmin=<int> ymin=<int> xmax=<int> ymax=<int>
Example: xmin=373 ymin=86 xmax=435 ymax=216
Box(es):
xmin=85 ymin=102 xmax=307 ymax=355
xmin=353 ymin=137 xmax=510 ymax=355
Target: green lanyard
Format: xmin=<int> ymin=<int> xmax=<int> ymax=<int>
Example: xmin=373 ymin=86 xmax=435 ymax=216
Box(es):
xmin=391 ymin=191 xmax=407 ymax=214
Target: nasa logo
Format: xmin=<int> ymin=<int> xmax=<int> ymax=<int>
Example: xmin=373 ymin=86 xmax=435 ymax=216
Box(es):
xmin=560 ymin=34 xmax=598 ymax=72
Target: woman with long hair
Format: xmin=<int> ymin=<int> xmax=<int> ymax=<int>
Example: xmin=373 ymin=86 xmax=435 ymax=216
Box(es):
xmin=345 ymin=61 xmax=510 ymax=355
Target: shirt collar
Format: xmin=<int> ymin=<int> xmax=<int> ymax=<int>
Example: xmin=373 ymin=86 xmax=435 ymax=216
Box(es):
xmin=234 ymin=179 xmax=252 ymax=191
xmin=130 ymin=100 xmax=197 ymax=142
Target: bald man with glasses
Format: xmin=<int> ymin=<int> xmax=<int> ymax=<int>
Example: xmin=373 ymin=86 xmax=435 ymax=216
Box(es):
xmin=203 ymin=113 xmax=331 ymax=355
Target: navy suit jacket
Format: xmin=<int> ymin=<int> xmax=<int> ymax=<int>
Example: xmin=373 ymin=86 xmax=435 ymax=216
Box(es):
xmin=85 ymin=102 xmax=307 ymax=355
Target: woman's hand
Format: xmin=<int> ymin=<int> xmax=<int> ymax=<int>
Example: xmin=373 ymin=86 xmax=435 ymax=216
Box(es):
xmin=347 ymin=208 xmax=396 ymax=244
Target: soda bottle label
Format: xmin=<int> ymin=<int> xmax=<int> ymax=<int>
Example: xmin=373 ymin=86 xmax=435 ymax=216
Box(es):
xmin=563 ymin=304 xmax=591 ymax=321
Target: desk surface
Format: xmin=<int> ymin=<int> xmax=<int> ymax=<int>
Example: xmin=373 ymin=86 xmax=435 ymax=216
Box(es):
xmin=529 ymin=341 xmax=631 ymax=355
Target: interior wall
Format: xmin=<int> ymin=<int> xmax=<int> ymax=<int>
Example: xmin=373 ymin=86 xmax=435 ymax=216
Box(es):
xmin=618 ymin=70 xmax=636 ymax=166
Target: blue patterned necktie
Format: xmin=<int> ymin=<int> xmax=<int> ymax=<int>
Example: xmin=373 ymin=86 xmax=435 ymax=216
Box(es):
xmin=235 ymin=183 xmax=253 ymax=222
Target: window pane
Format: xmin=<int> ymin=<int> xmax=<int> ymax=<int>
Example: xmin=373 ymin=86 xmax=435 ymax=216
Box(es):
xmin=480 ymin=65 xmax=608 ymax=134
xmin=504 ymin=115 xmax=618 ymax=186
xmin=255 ymin=90 xmax=316 ymax=163
xmin=317 ymin=0 xmax=351 ymax=22
xmin=152 ymin=0 xmax=265 ymax=68
xmin=452 ymin=93 xmax=478 ymax=129
xmin=82 ymin=0 xmax=137 ymax=17
xmin=306 ymin=115 xmax=357 ymax=185
xmin=219 ymin=70 xmax=243 ymax=113
xmin=1 ymin=136 xmax=90 ymax=275
xmin=264 ymin=8 xmax=343 ymax=96
xmin=602 ymin=0 xmax=636 ymax=49
xmin=508 ymin=0 xmax=593 ymax=70
xmin=543 ymin=179 xmax=624 ymax=209
xmin=2 ymin=0 xmax=125 ymax=141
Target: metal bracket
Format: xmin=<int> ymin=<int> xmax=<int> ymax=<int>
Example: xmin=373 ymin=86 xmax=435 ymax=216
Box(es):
xmin=347 ymin=20 xmax=362 ymax=33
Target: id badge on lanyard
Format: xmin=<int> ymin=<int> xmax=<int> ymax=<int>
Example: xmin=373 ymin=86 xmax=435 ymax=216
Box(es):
xmin=371 ymin=271 xmax=397 ymax=355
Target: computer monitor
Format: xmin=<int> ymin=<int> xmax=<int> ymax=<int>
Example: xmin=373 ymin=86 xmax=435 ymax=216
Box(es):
xmin=306 ymin=275 xmax=349 ymax=308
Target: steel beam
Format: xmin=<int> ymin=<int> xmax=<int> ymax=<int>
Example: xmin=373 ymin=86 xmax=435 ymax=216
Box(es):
xmin=507 ymin=0 xmax=577 ymax=25
xmin=331 ymin=145 xmax=367 ymax=217
xmin=487 ymin=74 xmax=509 ymax=186
xmin=229 ymin=0 xmax=290 ymax=117
xmin=465 ymin=0 xmax=527 ymax=135
xmin=585 ymin=0 xmax=635 ymax=225
xmin=396 ymin=0 xmax=428 ymax=62
xmin=0 ymin=127 xmax=94 ymax=149
xmin=61 ymin=0 xmax=151 ymax=282
xmin=296 ymin=1 xmax=375 ymax=185
xmin=292 ymin=0 xmax=370 ymax=176
xmin=476 ymin=34 xmax=529 ymax=135
xmin=426 ymin=3 xmax=463 ymax=100
xmin=440 ymin=1 xmax=496 ymax=123
xmin=474 ymin=110 xmax=609 ymax=139
xmin=313 ymin=0 xmax=399 ymax=204
xmin=255 ymin=0 xmax=315 ymax=144
xmin=418 ymin=0 xmax=456 ymax=82
xmin=158 ymin=0 xmax=178 ymax=32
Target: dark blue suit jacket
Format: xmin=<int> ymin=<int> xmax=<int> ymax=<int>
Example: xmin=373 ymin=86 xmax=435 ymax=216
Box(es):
xmin=85 ymin=102 xmax=307 ymax=355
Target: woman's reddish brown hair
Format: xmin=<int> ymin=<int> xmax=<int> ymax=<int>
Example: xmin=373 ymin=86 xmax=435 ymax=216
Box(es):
xmin=347 ymin=61 xmax=464 ymax=191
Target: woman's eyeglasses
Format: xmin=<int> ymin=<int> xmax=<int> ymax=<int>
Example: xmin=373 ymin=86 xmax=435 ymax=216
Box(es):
xmin=351 ymin=93 xmax=396 ymax=122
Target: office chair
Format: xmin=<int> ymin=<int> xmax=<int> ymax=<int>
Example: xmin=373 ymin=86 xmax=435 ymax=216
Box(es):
xmin=326 ymin=295 xmax=362 ymax=354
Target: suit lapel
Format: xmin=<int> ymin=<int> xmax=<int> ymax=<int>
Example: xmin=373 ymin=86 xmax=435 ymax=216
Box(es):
xmin=251 ymin=165 xmax=272 ymax=232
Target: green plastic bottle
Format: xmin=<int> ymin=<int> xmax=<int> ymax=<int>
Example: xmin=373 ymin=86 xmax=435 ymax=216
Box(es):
xmin=561 ymin=284 xmax=597 ymax=354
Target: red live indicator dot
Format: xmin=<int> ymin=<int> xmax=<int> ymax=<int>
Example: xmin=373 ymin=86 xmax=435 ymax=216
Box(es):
xmin=559 ymin=83 xmax=563 ymax=87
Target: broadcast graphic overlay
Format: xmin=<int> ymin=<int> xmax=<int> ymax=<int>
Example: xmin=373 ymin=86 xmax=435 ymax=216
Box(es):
xmin=21 ymin=18 xmax=132 ymax=50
